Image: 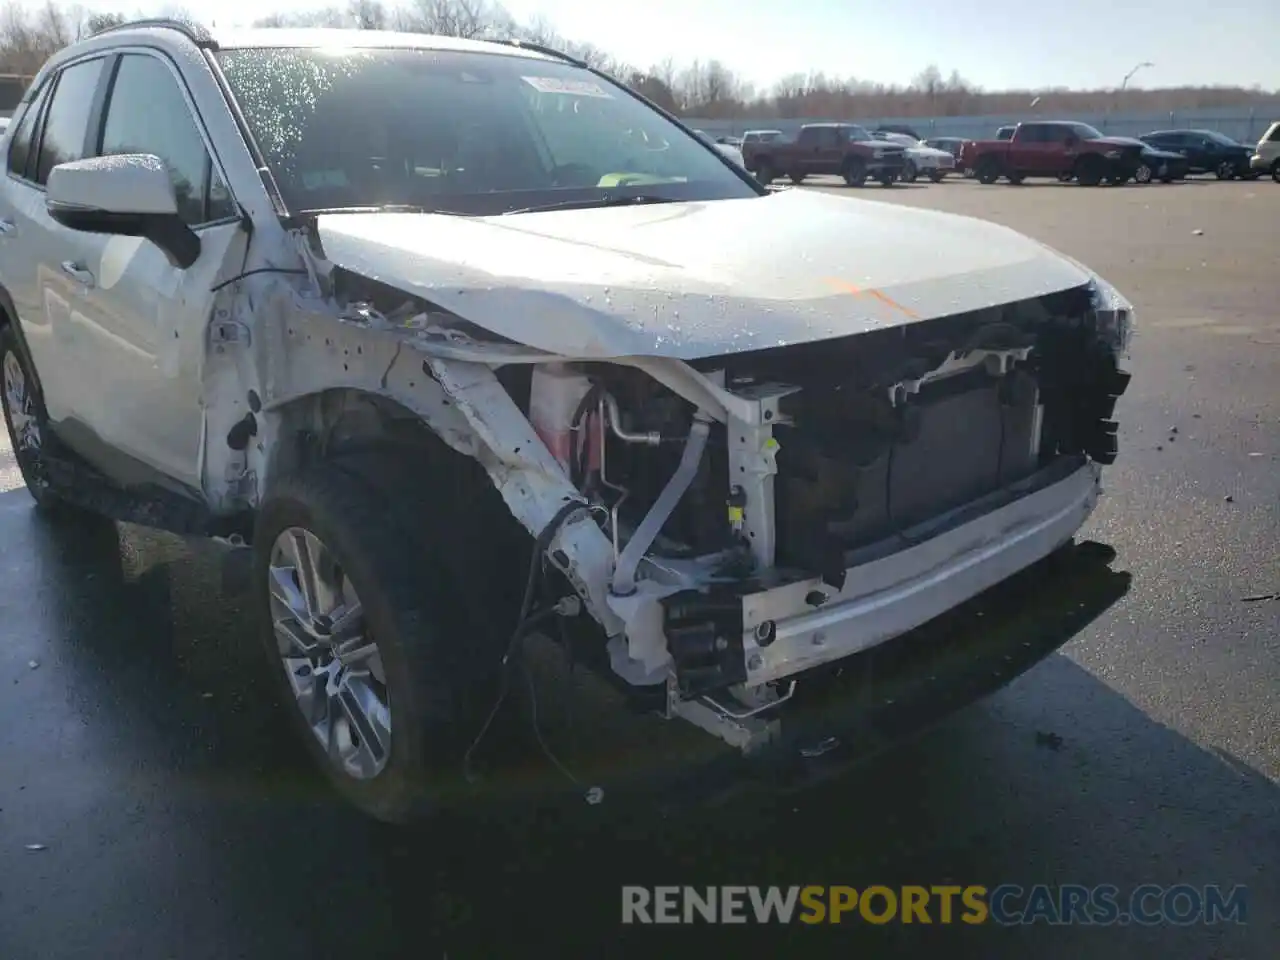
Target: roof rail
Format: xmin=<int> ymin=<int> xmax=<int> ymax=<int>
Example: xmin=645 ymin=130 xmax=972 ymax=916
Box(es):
xmin=89 ymin=18 xmax=216 ymax=47
xmin=490 ymin=37 xmax=585 ymax=68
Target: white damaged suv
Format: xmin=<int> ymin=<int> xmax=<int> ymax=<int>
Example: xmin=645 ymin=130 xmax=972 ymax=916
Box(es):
xmin=0 ymin=21 xmax=1134 ymax=822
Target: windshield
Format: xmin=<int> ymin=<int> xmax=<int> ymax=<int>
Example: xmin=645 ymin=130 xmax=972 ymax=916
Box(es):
xmin=215 ymin=47 xmax=759 ymax=216
xmin=844 ymin=125 xmax=874 ymax=141
xmin=1072 ymin=123 xmax=1105 ymax=140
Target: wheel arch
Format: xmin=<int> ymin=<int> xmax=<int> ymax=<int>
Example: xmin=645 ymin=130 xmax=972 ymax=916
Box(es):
xmin=256 ymin=385 xmax=539 ymax=634
xmin=260 ymin=386 xmax=490 ymax=493
xmin=251 ymin=363 xmax=620 ymax=635
xmin=0 ymin=283 xmax=46 ymax=401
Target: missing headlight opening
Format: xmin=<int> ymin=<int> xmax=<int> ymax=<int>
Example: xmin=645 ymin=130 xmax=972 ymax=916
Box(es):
xmin=502 ymin=282 xmax=1129 ymax=749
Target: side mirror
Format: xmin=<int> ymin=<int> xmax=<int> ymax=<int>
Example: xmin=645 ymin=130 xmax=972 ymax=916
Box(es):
xmin=46 ymin=154 xmax=201 ymax=269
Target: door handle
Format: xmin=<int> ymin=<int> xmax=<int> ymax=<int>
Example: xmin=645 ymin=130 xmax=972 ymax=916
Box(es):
xmin=60 ymin=261 xmax=95 ymax=287
xmin=0 ymin=219 xmax=14 ymax=235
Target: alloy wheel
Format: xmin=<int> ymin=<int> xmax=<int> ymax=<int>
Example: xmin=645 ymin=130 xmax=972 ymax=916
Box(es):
xmin=3 ymin=350 xmax=40 ymax=455
xmin=269 ymin=527 xmax=392 ymax=780
xmin=2 ymin=347 xmax=52 ymax=498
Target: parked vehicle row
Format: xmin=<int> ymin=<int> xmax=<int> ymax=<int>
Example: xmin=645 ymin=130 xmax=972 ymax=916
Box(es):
xmin=727 ymin=120 xmax=1278 ymax=187
xmin=958 ymin=120 xmax=1276 ymax=186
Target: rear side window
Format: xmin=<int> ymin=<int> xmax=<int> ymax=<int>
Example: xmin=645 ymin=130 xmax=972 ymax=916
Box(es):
xmin=6 ymin=78 xmax=51 ymax=180
xmin=35 ymin=57 xmax=106 ymax=185
xmin=98 ymin=53 xmax=235 ymax=225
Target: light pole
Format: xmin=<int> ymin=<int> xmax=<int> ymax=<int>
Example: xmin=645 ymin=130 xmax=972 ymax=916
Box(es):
xmin=1120 ymin=61 xmax=1154 ymax=91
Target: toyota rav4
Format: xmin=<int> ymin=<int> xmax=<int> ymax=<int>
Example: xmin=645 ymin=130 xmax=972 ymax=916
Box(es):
xmin=0 ymin=21 xmax=1134 ymax=823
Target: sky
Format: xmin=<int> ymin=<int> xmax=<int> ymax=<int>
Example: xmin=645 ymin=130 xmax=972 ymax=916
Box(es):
xmin=54 ymin=0 xmax=1280 ymax=92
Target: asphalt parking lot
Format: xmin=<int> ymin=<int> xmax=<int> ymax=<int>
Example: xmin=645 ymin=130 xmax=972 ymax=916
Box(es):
xmin=2 ymin=177 xmax=1277 ymax=959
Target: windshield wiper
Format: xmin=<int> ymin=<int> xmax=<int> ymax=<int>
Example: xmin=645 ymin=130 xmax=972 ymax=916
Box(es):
xmin=298 ymin=204 xmax=470 ymax=217
xmin=502 ymin=194 xmax=677 ymax=216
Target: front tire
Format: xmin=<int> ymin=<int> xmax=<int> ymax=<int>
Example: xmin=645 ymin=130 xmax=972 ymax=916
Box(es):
xmin=1272 ymin=160 xmax=1280 ymax=183
xmin=254 ymin=464 xmax=493 ymax=824
xmin=2 ymin=325 xmax=64 ymax=510
xmin=1215 ymin=160 xmax=1235 ymax=180
xmin=975 ymin=157 xmax=1001 ymax=184
xmin=842 ymin=158 xmax=867 ymax=186
xmin=928 ymin=169 xmax=945 ymax=182
xmin=900 ymin=160 xmax=918 ymax=183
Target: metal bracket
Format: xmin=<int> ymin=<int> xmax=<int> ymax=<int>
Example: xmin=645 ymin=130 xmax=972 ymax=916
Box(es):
xmin=666 ymin=677 xmax=782 ymax=753
xmin=725 ymin=383 xmax=798 ymax=570
xmin=210 ymin=319 xmax=251 ymax=348
xmin=888 ymin=346 xmax=1032 ymax=406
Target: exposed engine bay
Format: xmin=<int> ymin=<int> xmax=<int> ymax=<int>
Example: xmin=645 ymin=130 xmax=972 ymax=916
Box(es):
xmin=320 ymin=260 xmax=1130 ymax=754
xmin=487 ymin=282 xmax=1130 ymax=748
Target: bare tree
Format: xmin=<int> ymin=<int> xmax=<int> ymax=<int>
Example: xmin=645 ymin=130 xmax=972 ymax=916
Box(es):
xmin=85 ymin=11 xmax=127 ymax=34
xmin=0 ymin=0 xmax=1276 ymax=119
xmin=401 ymin=0 xmax=511 ymax=38
xmin=253 ymin=7 xmax=347 ymax=27
xmin=628 ymin=70 xmax=677 ymax=112
xmin=910 ymin=63 xmax=943 ymax=104
xmin=349 ymin=0 xmax=388 ymax=28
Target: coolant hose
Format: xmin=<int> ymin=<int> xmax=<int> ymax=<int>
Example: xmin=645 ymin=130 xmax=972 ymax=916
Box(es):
xmin=610 ymin=412 xmax=712 ymax=596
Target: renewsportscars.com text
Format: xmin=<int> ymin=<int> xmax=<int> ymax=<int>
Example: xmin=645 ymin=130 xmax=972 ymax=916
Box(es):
xmin=621 ymin=884 xmax=1248 ymax=926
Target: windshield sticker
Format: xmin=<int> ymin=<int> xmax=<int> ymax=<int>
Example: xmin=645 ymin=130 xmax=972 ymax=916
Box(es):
xmin=521 ymin=76 xmax=613 ymax=98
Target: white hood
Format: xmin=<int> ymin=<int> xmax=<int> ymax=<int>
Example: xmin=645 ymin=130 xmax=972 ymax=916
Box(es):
xmin=907 ymin=145 xmax=955 ymax=161
xmin=315 ymin=188 xmax=1091 ymax=361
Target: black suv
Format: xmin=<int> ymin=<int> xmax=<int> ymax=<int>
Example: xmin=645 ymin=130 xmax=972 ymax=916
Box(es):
xmin=1139 ymin=129 xmax=1258 ymax=180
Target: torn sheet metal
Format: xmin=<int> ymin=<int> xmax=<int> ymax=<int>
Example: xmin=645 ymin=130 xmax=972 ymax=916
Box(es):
xmin=218 ymin=282 xmax=622 ymax=633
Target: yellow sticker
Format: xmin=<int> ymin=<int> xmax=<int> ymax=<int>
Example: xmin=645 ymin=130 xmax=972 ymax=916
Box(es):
xmin=764 ymin=438 xmax=780 ymax=451
xmin=728 ymin=506 xmax=744 ymax=524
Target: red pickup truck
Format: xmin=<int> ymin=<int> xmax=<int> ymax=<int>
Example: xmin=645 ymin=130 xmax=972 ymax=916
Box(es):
xmin=741 ymin=123 xmax=907 ymax=187
xmin=961 ymin=121 xmax=1145 ymax=186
